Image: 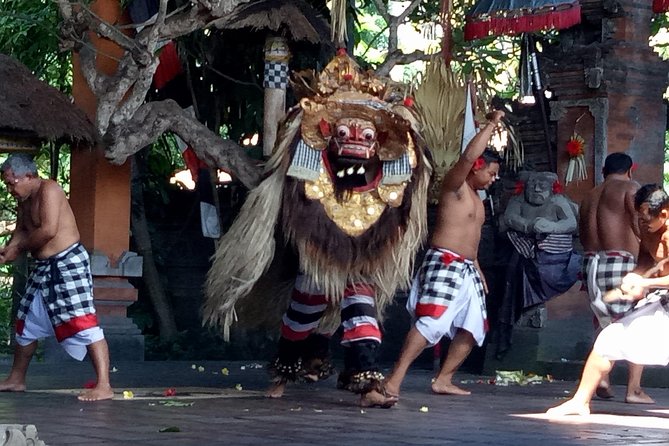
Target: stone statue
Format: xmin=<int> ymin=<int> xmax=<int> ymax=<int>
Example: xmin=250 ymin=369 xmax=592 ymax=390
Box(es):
xmin=496 ymin=171 xmax=581 ymax=359
xmin=504 ymin=171 xmax=578 ymax=237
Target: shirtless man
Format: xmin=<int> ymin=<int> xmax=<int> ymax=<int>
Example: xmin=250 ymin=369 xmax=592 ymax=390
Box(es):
xmin=0 ymin=154 xmax=113 ymax=401
xmin=383 ymin=110 xmax=504 ymax=399
xmin=548 ymin=184 xmax=669 ymax=416
xmin=578 ymin=153 xmax=652 ymax=404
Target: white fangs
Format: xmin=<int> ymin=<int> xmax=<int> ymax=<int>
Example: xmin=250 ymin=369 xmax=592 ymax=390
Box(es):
xmin=335 ymin=165 xmax=366 ymax=178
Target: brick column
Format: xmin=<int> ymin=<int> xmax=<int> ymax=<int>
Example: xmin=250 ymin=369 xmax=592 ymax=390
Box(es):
xmin=61 ymin=0 xmax=144 ymax=361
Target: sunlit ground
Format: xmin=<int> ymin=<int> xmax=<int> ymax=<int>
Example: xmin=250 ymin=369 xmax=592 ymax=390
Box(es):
xmin=513 ymin=408 xmax=669 ymax=429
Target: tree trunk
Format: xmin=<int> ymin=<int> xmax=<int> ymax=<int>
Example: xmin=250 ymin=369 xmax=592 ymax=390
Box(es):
xmin=130 ymin=154 xmax=178 ymax=341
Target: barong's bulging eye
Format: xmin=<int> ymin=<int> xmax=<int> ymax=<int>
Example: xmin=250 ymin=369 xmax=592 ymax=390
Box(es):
xmin=336 ymin=126 xmax=350 ymax=139
xmin=361 ymin=128 xmax=376 ymax=141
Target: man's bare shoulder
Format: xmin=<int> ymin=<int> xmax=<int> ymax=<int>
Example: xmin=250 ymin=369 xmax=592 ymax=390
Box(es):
xmin=598 ymin=179 xmax=636 ymax=200
xmin=37 ymin=179 xmax=66 ymax=202
xmin=439 ymin=181 xmax=468 ymax=202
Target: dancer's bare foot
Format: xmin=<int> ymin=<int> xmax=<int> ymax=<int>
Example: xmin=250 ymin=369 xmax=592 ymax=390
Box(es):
xmin=78 ymin=385 xmax=113 ymax=402
xmin=595 ymin=385 xmax=614 ymax=399
xmin=431 ymin=379 xmax=471 ymax=395
xmin=0 ymin=379 xmax=26 ymax=392
xmin=359 ymin=389 xmax=398 ymax=408
xmin=383 ymin=381 xmax=400 ymax=400
xmin=546 ymin=399 xmax=590 ymax=416
xmin=265 ymin=380 xmax=286 ymax=398
xmin=625 ymin=389 xmax=655 ymax=404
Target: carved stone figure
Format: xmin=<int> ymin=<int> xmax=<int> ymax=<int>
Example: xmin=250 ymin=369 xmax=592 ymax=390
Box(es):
xmin=496 ymin=171 xmax=581 ymax=359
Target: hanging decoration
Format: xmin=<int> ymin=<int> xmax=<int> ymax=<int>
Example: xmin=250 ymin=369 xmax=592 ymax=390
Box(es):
xmin=653 ymin=0 xmax=669 ymax=13
xmin=330 ymin=0 xmax=348 ymax=46
xmin=564 ymin=132 xmax=587 ymax=184
xmin=464 ymin=0 xmax=582 ymax=41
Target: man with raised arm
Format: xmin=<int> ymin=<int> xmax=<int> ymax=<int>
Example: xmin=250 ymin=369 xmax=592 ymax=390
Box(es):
xmin=0 ymin=154 xmax=113 ymax=401
xmin=579 ymin=153 xmax=652 ymax=404
xmin=548 ymin=184 xmax=669 ymax=416
xmin=384 ymin=110 xmax=504 ymax=400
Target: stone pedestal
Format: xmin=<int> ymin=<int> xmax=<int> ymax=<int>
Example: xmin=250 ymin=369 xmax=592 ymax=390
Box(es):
xmin=0 ymin=425 xmax=45 ymax=446
xmin=484 ymin=284 xmax=593 ymax=377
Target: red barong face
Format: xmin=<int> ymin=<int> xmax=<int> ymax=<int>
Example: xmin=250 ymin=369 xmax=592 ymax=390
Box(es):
xmin=330 ymin=118 xmax=378 ymax=160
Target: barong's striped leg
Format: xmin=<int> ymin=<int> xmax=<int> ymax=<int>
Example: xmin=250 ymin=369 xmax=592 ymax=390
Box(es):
xmin=280 ymin=287 xmax=328 ymax=341
xmin=270 ymin=276 xmax=332 ymax=382
xmin=338 ymin=283 xmax=385 ymax=394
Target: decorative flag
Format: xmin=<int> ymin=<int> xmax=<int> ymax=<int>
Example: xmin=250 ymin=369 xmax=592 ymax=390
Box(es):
xmin=153 ymin=41 xmax=183 ymax=90
xmin=461 ymin=82 xmax=478 ymax=153
xmin=196 ymin=168 xmax=221 ymax=239
xmin=653 ymin=0 xmax=669 ymax=13
xmin=464 ymin=0 xmax=581 ymax=41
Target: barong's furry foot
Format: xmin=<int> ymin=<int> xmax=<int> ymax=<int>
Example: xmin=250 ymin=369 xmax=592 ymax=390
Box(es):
xmin=265 ymin=380 xmax=287 ymax=398
xmin=359 ymin=389 xmax=398 ymax=409
xmin=0 ymin=381 xmax=26 ymax=392
xmin=625 ymin=389 xmax=655 ymax=404
xmin=546 ymin=399 xmax=590 ymax=416
xmin=78 ymin=386 xmax=113 ymax=402
xmin=595 ymin=385 xmax=614 ymax=399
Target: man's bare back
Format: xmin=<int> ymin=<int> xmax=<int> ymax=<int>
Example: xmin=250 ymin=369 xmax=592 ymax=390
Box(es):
xmin=579 ymin=176 xmax=639 ymax=255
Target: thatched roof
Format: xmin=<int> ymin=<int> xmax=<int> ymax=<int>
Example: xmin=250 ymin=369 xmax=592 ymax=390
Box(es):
xmin=222 ymin=0 xmax=331 ymax=44
xmin=0 ymin=54 xmax=97 ymax=146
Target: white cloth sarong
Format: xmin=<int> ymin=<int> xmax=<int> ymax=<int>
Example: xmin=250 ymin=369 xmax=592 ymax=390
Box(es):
xmin=15 ymin=288 xmax=104 ymax=361
xmin=407 ymin=248 xmax=487 ymax=347
xmin=593 ymin=293 xmax=669 ymax=365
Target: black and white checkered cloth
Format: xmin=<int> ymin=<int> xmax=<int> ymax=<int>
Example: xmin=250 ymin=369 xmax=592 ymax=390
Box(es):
xmin=381 ymin=153 xmax=411 ymax=185
xmin=583 ymin=250 xmax=637 ymax=321
xmin=508 ymin=230 xmax=573 ymax=259
xmin=287 ymin=139 xmax=322 ymax=181
xmin=264 ymin=61 xmax=288 ymax=89
xmin=16 ymin=243 xmax=95 ymax=328
xmin=415 ymin=248 xmax=486 ymax=318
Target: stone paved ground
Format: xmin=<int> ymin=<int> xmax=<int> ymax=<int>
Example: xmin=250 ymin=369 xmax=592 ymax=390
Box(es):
xmin=0 ymin=360 xmax=668 ymax=445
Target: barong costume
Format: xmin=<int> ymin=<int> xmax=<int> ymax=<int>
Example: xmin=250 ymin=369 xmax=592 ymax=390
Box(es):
xmin=594 ymin=291 xmax=669 ymax=365
xmin=582 ymin=250 xmax=637 ymax=327
xmin=15 ymin=243 xmax=103 ymax=361
xmin=408 ymin=248 xmax=488 ymax=347
xmin=203 ymin=52 xmax=431 ymax=396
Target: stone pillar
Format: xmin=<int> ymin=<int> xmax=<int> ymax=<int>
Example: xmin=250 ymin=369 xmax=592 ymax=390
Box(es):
xmin=64 ymin=0 xmax=144 ymax=361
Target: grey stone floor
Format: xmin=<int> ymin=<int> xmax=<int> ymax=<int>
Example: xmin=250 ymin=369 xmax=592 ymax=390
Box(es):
xmin=0 ymin=360 xmax=668 ymax=445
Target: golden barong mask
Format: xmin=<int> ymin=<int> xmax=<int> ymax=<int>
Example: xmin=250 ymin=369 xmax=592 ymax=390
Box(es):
xmin=286 ymin=52 xmax=419 ymax=236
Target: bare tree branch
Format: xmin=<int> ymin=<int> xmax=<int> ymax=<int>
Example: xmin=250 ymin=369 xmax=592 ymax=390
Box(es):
xmin=371 ymin=0 xmax=391 ymax=22
xmin=107 ymin=100 xmax=261 ymax=189
xmin=55 ymin=0 xmax=256 ymax=182
xmin=369 ymin=0 xmax=431 ymax=77
xmin=377 ymin=50 xmax=433 ymax=76
xmin=397 ymin=0 xmax=423 ymax=23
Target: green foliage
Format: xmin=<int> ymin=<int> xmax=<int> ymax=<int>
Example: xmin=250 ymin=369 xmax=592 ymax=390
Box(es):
xmin=0 ymin=0 xmax=71 ymax=91
xmin=353 ymin=0 xmax=518 ymax=101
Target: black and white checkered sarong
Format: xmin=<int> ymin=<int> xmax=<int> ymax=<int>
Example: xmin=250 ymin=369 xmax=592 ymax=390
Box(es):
xmin=583 ymin=250 xmax=636 ymax=324
xmin=414 ymin=248 xmax=486 ymax=318
xmin=16 ymin=243 xmax=96 ymax=333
